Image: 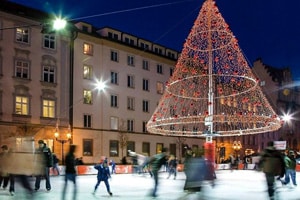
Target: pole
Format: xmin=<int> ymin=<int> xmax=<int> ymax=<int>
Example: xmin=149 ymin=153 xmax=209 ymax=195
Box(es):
xmin=61 ymin=141 xmax=65 ymax=165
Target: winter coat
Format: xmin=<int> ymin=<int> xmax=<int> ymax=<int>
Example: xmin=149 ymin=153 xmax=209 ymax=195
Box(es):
xmin=36 ymin=144 xmax=53 ymax=167
xmin=259 ymin=147 xmax=285 ymax=177
xmin=65 ymin=152 xmax=76 ymax=174
xmin=284 ymin=155 xmax=296 ymax=170
xmin=94 ymin=163 xmax=111 ymax=180
xmin=149 ymin=152 xmax=167 ymax=172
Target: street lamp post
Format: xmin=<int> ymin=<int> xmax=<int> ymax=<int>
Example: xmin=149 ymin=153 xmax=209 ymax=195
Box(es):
xmin=54 ymin=123 xmax=71 ymax=165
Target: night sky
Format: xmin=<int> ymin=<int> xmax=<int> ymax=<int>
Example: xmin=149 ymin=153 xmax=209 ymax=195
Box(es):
xmin=9 ymin=0 xmax=300 ymax=80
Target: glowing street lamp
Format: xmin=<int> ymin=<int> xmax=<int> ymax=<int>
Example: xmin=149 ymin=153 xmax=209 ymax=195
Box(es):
xmin=95 ymin=80 xmax=106 ymax=92
xmin=232 ymin=141 xmax=242 ymax=157
xmin=282 ymin=113 xmax=292 ymax=122
xmin=41 ymin=18 xmax=67 ymax=34
xmin=53 ymin=18 xmax=67 ymax=30
xmin=54 ymin=121 xmax=71 ymax=165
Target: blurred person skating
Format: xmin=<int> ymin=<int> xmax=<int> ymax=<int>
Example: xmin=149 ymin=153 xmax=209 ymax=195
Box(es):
xmin=141 ymin=153 xmax=153 ymax=177
xmin=243 ymin=155 xmax=250 ymax=170
xmin=9 ymin=175 xmax=35 ymax=198
xmin=75 ymin=157 xmax=84 ymax=165
xmin=109 ymin=159 xmax=116 ymax=174
xmin=204 ymin=158 xmax=217 ymax=187
xmin=229 ymin=154 xmax=236 ymax=171
xmin=34 ymin=140 xmax=53 ymax=191
xmin=62 ymin=145 xmax=77 ymax=200
xmin=0 ymin=145 xmax=10 ymax=189
xmin=167 ymin=155 xmax=178 ymax=179
xmin=149 ymin=147 xmax=168 ymax=197
xmin=259 ymin=141 xmax=285 ymax=200
xmin=92 ymin=157 xmax=113 ymax=196
xmin=1 ymin=145 xmax=34 ymax=197
xmin=280 ymin=150 xmax=297 ymax=188
xmin=52 ymin=153 xmax=60 ymax=175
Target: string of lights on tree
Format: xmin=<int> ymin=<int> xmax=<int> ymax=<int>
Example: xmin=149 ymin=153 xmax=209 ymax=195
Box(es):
xmin=147 ymin=0 xmax=281 ymax=137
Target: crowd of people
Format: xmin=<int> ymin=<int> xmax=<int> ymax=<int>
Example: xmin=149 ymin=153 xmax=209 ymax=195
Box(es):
xmin=0 ymin=140 xmax=299 ymax=199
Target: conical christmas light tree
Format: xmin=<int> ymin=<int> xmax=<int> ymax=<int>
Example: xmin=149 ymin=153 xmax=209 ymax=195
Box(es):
xmin=147 ymin=0 xmax=281 ymax=137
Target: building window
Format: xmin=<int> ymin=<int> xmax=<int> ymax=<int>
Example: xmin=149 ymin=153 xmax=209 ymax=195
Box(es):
xmin=83 ymin=139 xmax=93 ymax=156
xmin=127 ymin=119 xmax=134 ymax=132
xmin=170 ymin=67 xmax=174 ymax=77
xmin=109 ymin=140 xmax=119 ymax=157
xmin=157 ymin=64 xmax=163 ymax=74
xmin=125 ymin=37 xmax=134 ymax=45
xmin=110 ymin=116 xmax=119 ymax=130
xmin=111 ymin=94 xmax=118 ymax=108
xmin=111 ymin=71 xmax=118 ymax=84
xmin=156 ymin=143 xmax=163 ymax=154
xmin=142 ymin=121 xmax=147 ymax=133
xmin=142 ymin=142 xmax=150 ymax=155
xmin=140 ymin=43 xmax=149 ymax=50
xmin=83 ymin=90 xmax=92 ymax=104
xmin=127 ymin=97 xmax=135 ymax=110
xmin=42 ymin=99 xmax=55 ymax=118
xmin=127 ymin=141 xmax=135 ymax=154
xmin=142 ymin=79 xmax=149 ymax=91
xmin=169 ymin=143 xmax=176 ymax=157
xmin=83 ymin=65 xmax=92 ymax=79
xmin=127 ymin=55 xmax=135 ymax=66
xmin=43 ymin=34 xmax=56 ymax=49
xmin=15 ymin=96 xmax=29 ymax=115
xmin=83 ymin=43 xmax=93 ymax=55
xmin=167 ymin=52 xmax=175 ymax=59
xmin=142 ymin=100 xmax=149 ymax=113
xmin=127 ymin=75 xmax=135 ymax=88
xmin=15 ymin=60 xmax=29 ymax=79
xmin=82 ymin=25 xmax=89 ymax=32
xmin=108 ymin=32 xmax=119 ymax=40
xmin=154 ymin=47 xmax=163 ymax=54
xmin=142 ymin=60 xmax=149 ymax=70
xmin=110 ymin=50 xmax=118 ymax=62
xmin=156 ymin=82 xmax=164 ymax=94
xmin=83 ymin=114 xmax=92 ymax=128
xmin=16 ymin=27 xmax=29 ymax=43
xmin=43 ymin=65 xmax=55 ymax=83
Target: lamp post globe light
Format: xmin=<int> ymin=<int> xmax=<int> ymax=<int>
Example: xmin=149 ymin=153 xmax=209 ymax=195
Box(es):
xmin=54 ymin=122 xmax=71 ymax=165
xmin=232 ymin=141 xmax=242 ymax=158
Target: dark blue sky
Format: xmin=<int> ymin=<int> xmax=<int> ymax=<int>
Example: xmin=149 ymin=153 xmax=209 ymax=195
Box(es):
xmin=10 ymin=0 xmax=300 ymax=80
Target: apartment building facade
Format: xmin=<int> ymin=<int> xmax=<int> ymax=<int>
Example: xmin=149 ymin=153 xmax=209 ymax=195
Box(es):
xmin=0 ymin=1 xmax=205 ymax=164
xmin=71 ymin=23 xmax=207 ymax=164
xmin=0 ymin=2 xmax=72 ymax=151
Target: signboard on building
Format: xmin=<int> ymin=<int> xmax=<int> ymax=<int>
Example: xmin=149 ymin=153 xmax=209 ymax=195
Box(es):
xmin=274 ymin=141 xmax=286 ymax=150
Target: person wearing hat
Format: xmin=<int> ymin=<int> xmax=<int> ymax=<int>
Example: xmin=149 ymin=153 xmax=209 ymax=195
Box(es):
xmin=34 ymin=140 xmax=53 ymax=191
xmin=280 ymin=150 xmax=297 ymax=188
